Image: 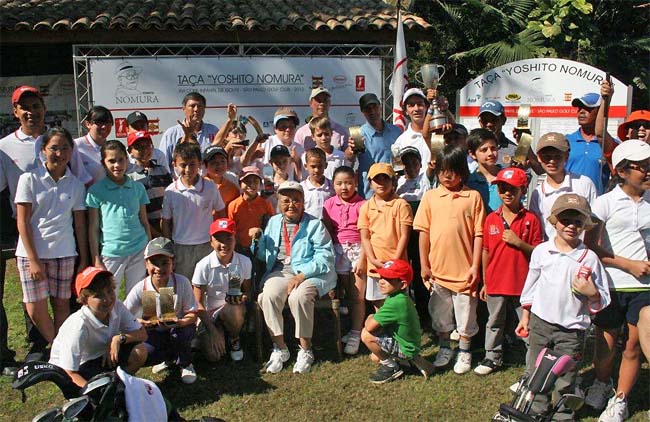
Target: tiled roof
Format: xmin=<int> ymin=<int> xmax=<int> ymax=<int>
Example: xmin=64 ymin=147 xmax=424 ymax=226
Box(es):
xmin=0 ymin=0 xmax=431 ymax=32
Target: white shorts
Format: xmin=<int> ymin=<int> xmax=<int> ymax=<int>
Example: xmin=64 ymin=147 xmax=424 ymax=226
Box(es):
xmin=366 ymin=275 xmax=387 ymax=302
xmin=429 ymin=283 xmax=478 ymax=338
xmin=334 ymin=243 xmax=362 ymax=274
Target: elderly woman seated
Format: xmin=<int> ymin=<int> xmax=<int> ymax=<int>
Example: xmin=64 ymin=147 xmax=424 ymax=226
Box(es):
xmin=252 ymin=181 xmax=336 ymax=374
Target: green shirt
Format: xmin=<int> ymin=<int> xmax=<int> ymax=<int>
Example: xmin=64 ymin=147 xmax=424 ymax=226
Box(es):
xmin=374 ymin=291 xmax=421 ymax=357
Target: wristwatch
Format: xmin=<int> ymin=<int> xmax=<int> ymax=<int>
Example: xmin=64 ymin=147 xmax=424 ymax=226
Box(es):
xmin=119 ymin=333 xmax=127 ymax=344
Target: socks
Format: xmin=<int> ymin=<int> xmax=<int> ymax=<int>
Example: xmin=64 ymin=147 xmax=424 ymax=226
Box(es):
xmin=380 ymin=358 xmax=398 ymax=368
xmin=439 ymin=339 xmax=451 ymax=349
xmin=349 ymin=330 xmax=361 ymax=338
xmin=459 ymin=338 xmax=471 ymax=353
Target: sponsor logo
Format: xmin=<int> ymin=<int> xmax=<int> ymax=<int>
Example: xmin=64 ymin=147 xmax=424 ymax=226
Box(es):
xmin=564 ymin=93 xmax=572 ymax=101
xmin=311 ymin=76 xmax=324 ymax=89
xmin=505 ymin=93 xmax=521 ymax=101
xmin=114 ymin=118 xmax=127 ymax=138
xmin=333 ymin=75 xmax=347 ymax=84
xmin=147 ymin=118 xmax=160 ymax=135
xmin=114 ymin=60 xmax=159 ymax=105
xmin=355 ymin=75 xmax=365 ymax=91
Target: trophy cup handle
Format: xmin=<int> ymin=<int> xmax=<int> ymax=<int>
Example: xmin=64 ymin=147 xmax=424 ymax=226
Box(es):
xmin=415 ymin=70 xmax=423 ymax=86
xmin=437 ymin=65 xmax=446 ymax=81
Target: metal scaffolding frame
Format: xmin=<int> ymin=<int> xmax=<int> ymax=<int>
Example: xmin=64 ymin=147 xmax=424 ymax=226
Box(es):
xmin=73 ymin=43 xmax=396 ymax=134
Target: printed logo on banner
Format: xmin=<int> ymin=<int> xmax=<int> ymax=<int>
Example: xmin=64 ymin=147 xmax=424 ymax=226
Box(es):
xmin=311 ymin=76 xmax=324 ymax=88
xmin=148 ymin=118 xmax=160 ymax=135
xmin=355 ymin=75 xmax=365 ymax=92
xmin=564 ymin=93 xmax=572 ymax=101
xmin=333 ymin=75 xmax=347 ymax=84
xmin=114 ymin=118 xmax=128 ymax=138
xmin=114 ymin=60 xmax=159 ymax=105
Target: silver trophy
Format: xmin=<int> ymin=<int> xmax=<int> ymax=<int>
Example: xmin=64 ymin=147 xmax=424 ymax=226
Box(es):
xmin=416 ymin=64 xmax=448 ymax=131
xmin=227 ymin=263 xmax=242 ymax=297
xmin=349 ymin=125 xmax=365 ymax=153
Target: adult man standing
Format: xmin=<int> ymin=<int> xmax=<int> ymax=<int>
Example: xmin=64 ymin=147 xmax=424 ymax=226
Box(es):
xmin=355 ymin=93 xmax=402 ymax=198
xmin=294 ymin=87 xmax=349 ymax=152
xmin=392 ymin=88 xmax=432 ymax=171
xmin=159 ymin=92 xmax=219 ymax=170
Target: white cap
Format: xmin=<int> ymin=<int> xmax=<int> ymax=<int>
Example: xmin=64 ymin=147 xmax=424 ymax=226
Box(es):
xmin=612 ymin=139 xmax=650 ymax=169
xmin=401 ymin=88 xmax=427 ymax=105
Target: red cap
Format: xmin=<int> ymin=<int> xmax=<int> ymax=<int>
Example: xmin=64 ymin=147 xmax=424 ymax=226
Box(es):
xmin=617 ymin=110 xmax=650 ymax=141
xmin=75 ymin=266 xmax=112 ymax=296
xmin=239 ymin=166 xmax=262 ymax=182
xmin=127 ymin=131 xmax=153 ymax=147
xmin=11 ymin=85 xmax=42 ymax=105
xmin=491 ymin=167 xmax=528 ymax=188
xmin=210 ymin=218 xmax=236 ymax=236
xmin=370 ymin=259 xmax=414 ymax=286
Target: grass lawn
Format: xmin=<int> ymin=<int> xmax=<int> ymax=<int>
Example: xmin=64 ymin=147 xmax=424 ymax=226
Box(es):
xmin=0 ymin=260 xmax=647 ymax=421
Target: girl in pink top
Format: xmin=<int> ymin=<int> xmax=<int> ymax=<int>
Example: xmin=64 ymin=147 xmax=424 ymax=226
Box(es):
xmin=322 ymin=166 xmax=366 ymax=355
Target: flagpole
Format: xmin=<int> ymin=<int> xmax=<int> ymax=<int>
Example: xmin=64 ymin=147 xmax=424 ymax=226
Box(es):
xmin=390 ymin=0 xmax=408 ymax=130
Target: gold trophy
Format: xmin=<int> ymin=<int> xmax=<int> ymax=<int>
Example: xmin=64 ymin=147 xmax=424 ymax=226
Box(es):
xmin=349 ymin=125 xmax=365 ymax=153
xmin=416 ymin=64 xmax=448 ymax=131
xmin=513 ymin=104 xmax=533 ymax=166
xmin=142 ymin=287 xmax=177 ymax=325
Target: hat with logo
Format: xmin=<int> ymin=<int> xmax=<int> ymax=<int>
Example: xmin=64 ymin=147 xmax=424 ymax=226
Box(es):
xmin=210 ymin=218 xmax=236 ymax=236
xmin=273 ymin=107 xmax=300 ymax=127
xmin=617 ymin=110 xmax=650 ymax=141
xmin=367 ymin=162 xmax=396 ymax=180
xmin=535 ymin=132 xmax=570 ymax=153
xmin=492 ymin=167 xmax=528 ymax=188
xmin=369 ymin=259 xmax=414 ymax=286
xmin=612 ymin=139 xmax=650 ymax=169
xmin=479 ymin=101 xmax=505 ymax=117
xmin=270 ymin=144 xmax=291 ymax=158
xmin=548 ymin=193 xmax=594 ymax=226
xmin=203 ymin=145 xmax=228 ymax=162
xmin=239 ymin=166 xmax=263 ymax=182
xmin=144 ymin=237 xmax=175 ymax=259
xmin=75 ymin=266 xmax=112 ymax=296
xmin=126 ymin=111 xmax=148 ymax=127
xmin=127 ymin=131 xmax=153 ymax=147
xmin=11 ymin=85 xmax=42 ymax=105
xmin=359 ymin=93 xmax=381 ymax=111
xmin=571 ymin=93 xmax=601 ymax=109
xmin=309 ymin=86 xmax=331 ymax=100
xmin=399 ymin=146 xmax=421 ymax=160
xmin=401 ymin=88 xmax=427 ymax=106
xmin=277 ymin=180 xmax=304 ymax=195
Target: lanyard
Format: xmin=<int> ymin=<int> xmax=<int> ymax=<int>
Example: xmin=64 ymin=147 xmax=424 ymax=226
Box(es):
xmin=283 ymin=221 xmax=300 ymax=257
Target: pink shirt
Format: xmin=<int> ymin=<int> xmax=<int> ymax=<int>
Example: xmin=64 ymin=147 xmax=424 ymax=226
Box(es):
xmin=294 ymin=119 xmax=349 ymax=151
xmin=323 ymin=194 xmax=365 ymax=244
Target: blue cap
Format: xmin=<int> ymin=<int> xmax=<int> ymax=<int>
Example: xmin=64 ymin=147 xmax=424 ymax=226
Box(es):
xmin=479 ymin=101 xmax=505 ymax=117
xmin=571 ymin=93 xmax=601 ymax=109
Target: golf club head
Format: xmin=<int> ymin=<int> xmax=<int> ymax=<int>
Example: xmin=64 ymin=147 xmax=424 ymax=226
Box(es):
xmin=560 ymin=393 xmax=584 ymax=411
xmin=61 ymin=396 xmax=90 ymax=420
xmin=80 ymin=374 xmax=112 ymax=396
xmin=31 ymin=407 xmax=62 ymax=422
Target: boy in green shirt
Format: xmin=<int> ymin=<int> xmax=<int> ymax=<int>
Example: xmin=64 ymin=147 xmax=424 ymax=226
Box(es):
xmin=361 ymin=259 xmax=422 ymax=384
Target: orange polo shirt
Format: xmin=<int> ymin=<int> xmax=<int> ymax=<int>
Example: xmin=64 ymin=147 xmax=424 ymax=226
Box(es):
xmin=357 ymin=194 xmax=413 ymax=274
xmin=413 ymin=185 xmax=485 ymax=294
xmin=227 ymin=194 xmax=275 ymax=248
xmin=216 ymin=179 xmax=240 ymax=209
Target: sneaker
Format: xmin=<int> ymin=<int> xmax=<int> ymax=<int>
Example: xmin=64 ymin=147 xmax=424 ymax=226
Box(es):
xmin=344 ymin=335 xmax=361 ymax=355
xmin=151 ymin=361 xmax=170 ymax=374
xmin=453 ymin=351 xmax=472 ymax=374
xmin=229 ymin=339 xmax=244 ymax=362
xmin=585 ymin=378 xmax=614 ymax=410
xmin=369 ymin=364 xmax=404 ymax=384
xmin=598 ymin=392 xmax=628 ymax=422
xmin=341 ymin=331 xmax=352 ymax=343
xmin=433 ymin=347 xmax=454 ymax=368
xmin=450 ymin=330 xmax=460 ymax=341
xmin=180 ymin=364 xmax=197 ymax=384
xmin=474 ymin=358 xmax=501 ymax=375
xmin=293 ymin=348 xmax=315 ymax=374
xmin=261 ymin=345 xmax=290 ymax=374
xmin=509 ymin=380 xmax=521 ymax=394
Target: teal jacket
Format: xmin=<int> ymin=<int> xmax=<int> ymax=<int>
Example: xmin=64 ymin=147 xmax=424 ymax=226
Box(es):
xmin=254 ymin=213 xmax=336 ymax=296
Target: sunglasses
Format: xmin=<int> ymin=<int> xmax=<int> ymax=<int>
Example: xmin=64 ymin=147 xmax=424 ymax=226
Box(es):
xmin=557 ymin=217 xmax=586 ymax=228
xmin=628 ymin=120 xmax=650 ymax=130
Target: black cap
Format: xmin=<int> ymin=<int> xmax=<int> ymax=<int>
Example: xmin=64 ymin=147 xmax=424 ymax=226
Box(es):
xmin=359 ymin=93 xmax=381 ymax=111
xmin=203 ymin=145 xmax=228 ymax=162
xmin=270 ymin=144 xmax=291 ymax=158
xmin=126 ymin=111 xmax=148 ymax=127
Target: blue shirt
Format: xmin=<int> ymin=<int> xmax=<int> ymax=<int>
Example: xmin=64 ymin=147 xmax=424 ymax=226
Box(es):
xmin=566 ymin=129 xmax=609 ymax=195
xmin=466 ymin=168 xmax=502 ymax=214
xmin=86 ymin=176 xmax=150 ymax=257
xmin=159 ymin=122 xmax=219 ymax=171
xmin=358 ymin=121 xmax=402 ymax=199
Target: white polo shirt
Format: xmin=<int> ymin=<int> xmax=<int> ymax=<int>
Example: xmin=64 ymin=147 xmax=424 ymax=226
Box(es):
xmin=520 ymin=240 xmax=610 ymax=330
xmin=192 ymin=251 xmax=251 ymax=312
xmin=301 ymin=149 xmax=348 ymax=181
xmin=161 ymin=177 xmax=225 ymax=245
xmin=393 ymin=124 xmax=431 ymax=174
xmin=529 ymin=172 xmax=597 ymax=240
xmin=124 ymin=273 xmax=198 ymax=319
xmin=74 ymin=135 xmax=106 ymax=184
xmin=263 ymin=135 xmax=305 ymax=165
xmin=15 ymin=165 xmax=86 ymax=259
xmin=35 ymin=136 xmax=92 ymax=186
xmin=49 ymin=300 xmax=141 ymax=371
xmin=0 ymin=129 xmax=40 ymax=216
xmin=301 ymin=177 xmax=334 ymax=219
xmin=397 ymin=173 xmax=432 ymax=202
xmin=592 ymin=185 xmax=650 ymax=290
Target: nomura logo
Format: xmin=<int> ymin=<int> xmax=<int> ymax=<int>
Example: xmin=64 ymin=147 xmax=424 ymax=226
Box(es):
xmin=114 ymin=60 xmax=159 ymax=105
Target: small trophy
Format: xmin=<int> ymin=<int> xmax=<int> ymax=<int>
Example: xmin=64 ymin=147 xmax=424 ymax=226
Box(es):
xmin=391 ymin=144 xmax=404 ymax=173
xmin=512 ymin=104 xmax=533 ymax=167
xmin=349 ymin=126 xmax=365 ymax=153
xmin=142 ymin=287 xmax=177 ymax=325
xmin=227 ymin=264 xmax=242 ymax=298
xmin=430 ymin=134 xmax=445 ymax=159
xmin=515 ymin=104 xmax=532 ymax=136
xmin=416 ymin=64 xmax=448 ymax=131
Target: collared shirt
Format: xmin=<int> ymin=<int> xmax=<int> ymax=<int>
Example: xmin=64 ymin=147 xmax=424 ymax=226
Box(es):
xmin=49 ymin=301 xmax=141 ymax=371
xmin=300 ymin=148 xmax=348 ymax=181
xmin=566 ymin=128 xmax=609 ymax=194
xmin=529 ymin=172 xmax=597 ymax=240
xmin=466 ymin=167 xmax=503 ymax=214
xmin=37 ymin=136 xmax=92 ymax=185
xmin=323 ymin=193 xmax=365 ymax=244
xmin=128 ymin=149 xmax=173 ymax=221
xmin=262 ymin=135 xmax=305 ymax=165
xmin=0 ymin=128 xmax=41 ymax=216
xmin=15 ymin=165 xmax=86 ymax=259
xmin=521 ymin=240 xmax=610 ymax=330
xmin=161 ymin=176 xmax=225 ymax=245
xmin=192 ymin=251 xmax=252 ymax=311
xmin=159 ymin=122 xmax=219 ymax=171
xmin=124 ymin=273 xmax=198 ymax=319
xmin=295 ymin=119 xmax=349 ymax=151
xmin=227 ymin=194 xmax=275 ymax=248
xmin=592 ymin=185 xmax=650 ymax=290
xmin=358 ymin=121 xmax=403 ymax=198
xmin=413 ymin=185 xmax=485 ymax=292
xmin=483 ymin=206 xmax=543 ymax=295
xmin=393 ymin=124 xmax=431 ymax=175
xmin=301 ymin=177 xmax=334 ymax=219
xmin=396 ymin=173 xmax=433 ymax=214
xmin=74 ymin=134 xmax=106 ymax=184
xmin=86 ymin=176 xmax=150 ymax=257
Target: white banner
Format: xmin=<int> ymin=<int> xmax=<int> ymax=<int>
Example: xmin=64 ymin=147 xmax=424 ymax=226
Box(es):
xmin=88 ymin=57 xmax=382 ymax=145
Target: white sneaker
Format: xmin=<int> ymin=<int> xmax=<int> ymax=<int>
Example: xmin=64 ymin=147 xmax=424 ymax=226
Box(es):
xmin=181 ymin=364 xmax=197 ymax=384
xmin=229 ymin=339 xmax=244 ymax=362
xmin=151 ymin=361 xmax=169 ymax=374
xmin=453 ymin=351 xmax=472 ymax=374
xmin=598 ymin=393 xmax=628 ymax=422
xmin=343 ymin=335 xmax=360 ymax=355
xmin=293 ymin=348 xmax=315 ymax=374
xmin=585 ymin=378 xmax=613 ymax=410
xmin=509 ymin=380 xmax=521 ymax=394
xmin=341 ymin=331 xmax=351 ymax=343
xmin=450 ymin=330 xmax=460 ymax=341
xmin=262 ymin=345 xmax=290 ymax=374
xmin=433 ymin=347 xmax=454 ymax=368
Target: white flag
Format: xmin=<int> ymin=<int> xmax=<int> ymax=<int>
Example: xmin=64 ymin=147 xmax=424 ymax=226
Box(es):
xmin=390 ymin=10 xmax=408 ymax=130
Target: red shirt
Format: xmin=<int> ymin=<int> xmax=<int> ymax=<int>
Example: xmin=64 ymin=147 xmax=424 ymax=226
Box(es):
xmin=483 ymin=206 xmax=543 ymax=296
